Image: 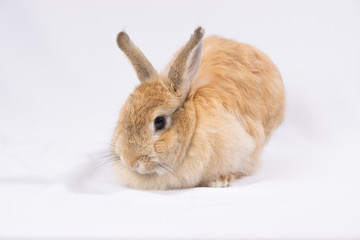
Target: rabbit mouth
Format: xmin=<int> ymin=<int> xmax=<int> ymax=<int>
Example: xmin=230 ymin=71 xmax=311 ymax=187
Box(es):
xmin=116 ymin=153 xmax=175 ymax=176
xmin=133 ymin=159 xmax=174 ymax=176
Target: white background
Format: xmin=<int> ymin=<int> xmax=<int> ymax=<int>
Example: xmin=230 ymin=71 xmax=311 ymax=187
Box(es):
xmin=1 ymin=0 xmax=360 ymax=239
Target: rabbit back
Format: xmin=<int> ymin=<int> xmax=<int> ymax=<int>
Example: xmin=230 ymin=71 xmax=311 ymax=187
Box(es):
xmin=193 ymin=36 xmax=285 ymax=143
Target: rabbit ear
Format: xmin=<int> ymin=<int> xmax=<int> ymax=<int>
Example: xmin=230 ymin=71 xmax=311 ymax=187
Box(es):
xmin=168 ymin=27 xmax=204 ymax=96
xmin=117 ymin=31 xmax=157 ymax=83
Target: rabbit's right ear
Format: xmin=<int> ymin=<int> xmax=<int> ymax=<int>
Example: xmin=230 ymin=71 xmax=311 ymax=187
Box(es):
xmin=117 ymin=32 xmax=157 ymax=83
xmin=168 ymin=27 xmax=204 ymax=97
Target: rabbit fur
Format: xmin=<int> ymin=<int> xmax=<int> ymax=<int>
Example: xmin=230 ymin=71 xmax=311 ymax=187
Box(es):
xmin=112 ymin=27 xmax=285 ymax=190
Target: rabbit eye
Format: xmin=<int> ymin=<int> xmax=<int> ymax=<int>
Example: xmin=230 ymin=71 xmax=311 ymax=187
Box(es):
xmin=154 ymin=116 xmax=166 ymax=131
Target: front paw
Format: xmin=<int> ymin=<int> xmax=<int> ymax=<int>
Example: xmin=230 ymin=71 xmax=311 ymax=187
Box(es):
xmin=206 ymin=174 xmax=236 ymax=188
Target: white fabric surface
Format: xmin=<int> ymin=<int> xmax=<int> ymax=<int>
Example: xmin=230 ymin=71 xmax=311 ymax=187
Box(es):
xmin=1 ymin=1 xmax=360 ymax=239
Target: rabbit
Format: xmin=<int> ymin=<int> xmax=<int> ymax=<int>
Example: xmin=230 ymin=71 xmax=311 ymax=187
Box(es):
xmin=111 ymin=27 xmax=285 ymax=190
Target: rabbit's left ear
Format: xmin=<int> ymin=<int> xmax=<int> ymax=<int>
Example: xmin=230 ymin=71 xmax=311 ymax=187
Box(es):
xmin=168 ymin=27 xmax=204 ymax=96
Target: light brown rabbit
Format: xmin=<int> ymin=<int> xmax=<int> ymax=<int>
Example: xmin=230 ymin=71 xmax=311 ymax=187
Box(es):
xmin=112 ymin=27 xmax=285 ymax=190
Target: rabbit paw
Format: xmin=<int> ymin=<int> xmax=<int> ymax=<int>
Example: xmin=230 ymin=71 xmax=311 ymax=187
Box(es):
xmin=207 ymin=174 xmax=236 ymax=188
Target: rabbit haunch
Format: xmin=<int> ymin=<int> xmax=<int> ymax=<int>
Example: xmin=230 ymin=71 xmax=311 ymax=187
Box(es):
xmin=112 ymin=27 xmax=285 ymax=190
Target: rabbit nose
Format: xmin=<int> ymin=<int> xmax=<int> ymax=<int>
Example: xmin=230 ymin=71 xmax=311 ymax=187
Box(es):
xmin=134 ymin=161 xmax=146 ymax=174
xmin=134 ymin=161 xmax=140 ymax=170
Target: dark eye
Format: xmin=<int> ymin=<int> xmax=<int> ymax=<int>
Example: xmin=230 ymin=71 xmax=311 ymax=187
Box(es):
xmin=154 ymin=116 xmax=166 ymax=131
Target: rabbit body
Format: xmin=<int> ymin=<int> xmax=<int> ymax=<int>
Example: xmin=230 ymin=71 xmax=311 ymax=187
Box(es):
xmin=112 ymin=29 xmax=285 ymax=190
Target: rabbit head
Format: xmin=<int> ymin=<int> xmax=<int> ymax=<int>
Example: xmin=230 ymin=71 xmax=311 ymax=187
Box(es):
xmin=112 ymin=27 xmax=204 ymax=176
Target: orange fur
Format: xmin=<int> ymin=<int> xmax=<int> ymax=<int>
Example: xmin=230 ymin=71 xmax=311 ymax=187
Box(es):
xmin=112 ymin=28 xmax=285 ymax=190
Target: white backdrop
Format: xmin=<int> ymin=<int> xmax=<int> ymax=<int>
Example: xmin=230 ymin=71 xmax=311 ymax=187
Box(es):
xmin=1 ymin=0 xmax=360 ymax=239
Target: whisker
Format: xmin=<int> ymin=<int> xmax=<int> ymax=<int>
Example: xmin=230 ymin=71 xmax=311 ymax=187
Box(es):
xmin=92 ymin=149 xmax=121 ymax=171
xmin=94 ymin=142 xmax=117 ymax=148
xmin=161 ymin=162 xmax=176 ymax=173
xmin=94 ymin=154 xmax=119 ymax=162
xmin=95 ymin=151 xmax=117 ymax=159
xmin=156 ymin=162 xmax=175 ymax=176
xmin=93 ymin=157 xmax=122 ymax=174
xmin=156 ymin=163 xmax=172 ymax=175
xmin=94 ymin=160 xmax=114 ymax=170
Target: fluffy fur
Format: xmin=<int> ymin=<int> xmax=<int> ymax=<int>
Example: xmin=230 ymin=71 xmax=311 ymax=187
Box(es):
xmin=112 ymin=27 xmax=285 ymax=190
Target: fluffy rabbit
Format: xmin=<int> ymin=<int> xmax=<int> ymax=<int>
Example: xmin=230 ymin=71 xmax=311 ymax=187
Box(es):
xmin=112 ymin=27 xmax=285 ymax=190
